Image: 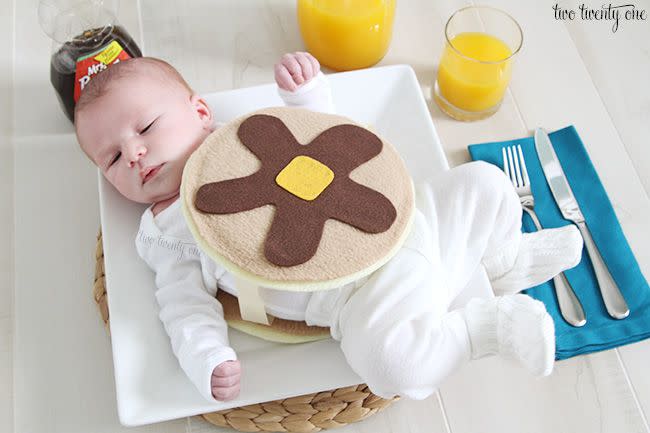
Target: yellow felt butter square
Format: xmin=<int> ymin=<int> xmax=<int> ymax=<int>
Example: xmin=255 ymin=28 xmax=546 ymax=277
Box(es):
xmin=275 ymin=155 xmax=334 ymax=201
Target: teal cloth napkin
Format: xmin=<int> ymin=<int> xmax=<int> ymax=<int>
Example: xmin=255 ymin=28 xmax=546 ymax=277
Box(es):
xmin=468 ymin=126 xmax=650 ymax=360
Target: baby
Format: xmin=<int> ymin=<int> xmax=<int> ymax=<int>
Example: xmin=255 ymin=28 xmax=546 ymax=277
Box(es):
xmin=75 ymin=53 xmax=583 ymax=403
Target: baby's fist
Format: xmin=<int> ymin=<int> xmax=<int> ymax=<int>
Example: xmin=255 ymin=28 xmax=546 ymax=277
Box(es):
xmin=211 ymin=360 xmax=241 ymax=401
xmin=275 ymin=52 xmax=321 ymax=92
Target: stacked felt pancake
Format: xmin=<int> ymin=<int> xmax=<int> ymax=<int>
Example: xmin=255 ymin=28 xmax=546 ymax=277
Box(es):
xmin=181 ymin=107 xmax=414 ymax=341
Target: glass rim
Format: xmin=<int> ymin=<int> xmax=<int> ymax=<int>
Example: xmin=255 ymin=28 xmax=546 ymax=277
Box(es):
xmin=444 ymin=5 xmax=523 ymax=65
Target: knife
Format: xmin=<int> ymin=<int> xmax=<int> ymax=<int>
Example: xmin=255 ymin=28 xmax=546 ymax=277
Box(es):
xmin=534 ymin=128 xmax=629 ymax=319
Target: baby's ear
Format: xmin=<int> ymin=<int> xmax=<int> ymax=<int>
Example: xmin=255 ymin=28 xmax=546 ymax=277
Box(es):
xmin=190 ymin=94 xmax=213 ymax=127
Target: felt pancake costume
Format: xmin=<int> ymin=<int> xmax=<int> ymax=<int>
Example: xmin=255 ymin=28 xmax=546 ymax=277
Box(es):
xmin=181 ymin=107 xmax=414 ymax=342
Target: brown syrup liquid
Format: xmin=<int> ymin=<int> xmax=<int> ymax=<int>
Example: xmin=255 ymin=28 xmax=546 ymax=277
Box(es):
xmin=50 ymin=25 xmax=142 ymax=123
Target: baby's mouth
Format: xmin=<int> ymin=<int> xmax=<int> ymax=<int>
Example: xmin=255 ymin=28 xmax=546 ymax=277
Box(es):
xmin=141 ymin=164 xmax=164 ymax=185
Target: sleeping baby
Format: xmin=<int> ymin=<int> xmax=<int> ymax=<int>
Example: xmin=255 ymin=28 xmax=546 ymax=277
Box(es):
xmin=75 ymin=53 xmax=583 ymax=403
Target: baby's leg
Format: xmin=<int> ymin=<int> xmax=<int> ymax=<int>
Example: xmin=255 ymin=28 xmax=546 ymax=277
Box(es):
xmin=323 ymin=212 xmax=553 ymax=400
xmin=413 ymin=163 xmax=559 ymax=378
xmin=313 ymin=163 xmax=566 ymax=399
xmin=420 ymin=161 xmax=581 ymax=298
xmin=327 ymin=216 xmax=473 ymax=400
xmin=417 ymin=161 xmax=523 ymax=300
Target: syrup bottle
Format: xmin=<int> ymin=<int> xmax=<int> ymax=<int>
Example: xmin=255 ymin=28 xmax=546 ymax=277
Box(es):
xmin=38 ymin=0 xmax=142 ymax=123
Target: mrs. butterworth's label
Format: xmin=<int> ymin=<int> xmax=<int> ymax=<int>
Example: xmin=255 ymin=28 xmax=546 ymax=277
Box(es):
xmin=74 ymin=40 xmax=133 ymax=102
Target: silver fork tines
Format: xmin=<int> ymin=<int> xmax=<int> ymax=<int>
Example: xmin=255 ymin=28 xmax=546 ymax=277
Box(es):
xmin=503 ymin=145 xmax=533 ymax=213
xmin=503 ymin=145 xmax=528 ymax=190
xmin=501 ymin=144 xmax=587 ymax=327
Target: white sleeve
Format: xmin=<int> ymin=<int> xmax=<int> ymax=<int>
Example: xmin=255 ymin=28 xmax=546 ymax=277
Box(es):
xmin=278 ymin=72 xmax=335 ymax=114
xmin=136 ymin=225 xmax=236 ymax=402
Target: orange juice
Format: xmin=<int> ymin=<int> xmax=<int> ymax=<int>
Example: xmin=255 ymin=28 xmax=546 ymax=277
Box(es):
xmin=297 ymin=0 xmax=396 ymax=71
xmin=437 ymin=32 xmax=513 ymax=112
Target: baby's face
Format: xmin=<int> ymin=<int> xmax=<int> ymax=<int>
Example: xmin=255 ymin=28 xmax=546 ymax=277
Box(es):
xmin=76 ymin=73 xmax=213 ymax=204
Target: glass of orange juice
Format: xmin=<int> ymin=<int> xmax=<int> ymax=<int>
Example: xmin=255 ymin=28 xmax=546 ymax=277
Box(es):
xmin=434 ymin=6 xmax=522 ymax=121
xmin=297 ymin=0 xmax=396 ymax=71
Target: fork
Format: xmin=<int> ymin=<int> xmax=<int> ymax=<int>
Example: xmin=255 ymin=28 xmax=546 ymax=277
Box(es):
xmin=503 ymin=145 xmax=587 ymax=327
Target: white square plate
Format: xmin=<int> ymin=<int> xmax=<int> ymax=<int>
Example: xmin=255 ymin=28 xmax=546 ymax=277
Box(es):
xmin=99 ymin=65 xmax=448 ymax=426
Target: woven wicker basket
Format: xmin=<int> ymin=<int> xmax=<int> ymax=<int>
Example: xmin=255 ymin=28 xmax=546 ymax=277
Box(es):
xmin=93 ymin=231 xmax=397 ymax=432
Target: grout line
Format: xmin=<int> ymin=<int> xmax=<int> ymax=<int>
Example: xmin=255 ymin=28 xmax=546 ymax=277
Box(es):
xmin=471 ymin=0 xmax=529 ymax=135
xmin=136 ymin=0 xmax=147 ymax=55
xmin=436 ymin=390 xmax=454 ymax=433
xmin=10 ymin=0 xmax=15 ymax=140
xmin=10 ymin=0 xmax=16 ymax=431
xmin=561 ymin=20 xmax=649 ymax=202
xmin=507 ymin=86 xmax=528 ymax=135
xmin=615 ymin=348 xmax=650 ymax=432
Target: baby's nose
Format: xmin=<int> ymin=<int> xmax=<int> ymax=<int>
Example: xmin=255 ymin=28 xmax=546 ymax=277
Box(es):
xmin=127 ymin=146 xmax=147 ymax=167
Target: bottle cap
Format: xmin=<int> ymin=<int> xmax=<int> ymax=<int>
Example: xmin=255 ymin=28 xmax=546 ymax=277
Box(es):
xmin=38 ymin=0 xmax=119 ymax=43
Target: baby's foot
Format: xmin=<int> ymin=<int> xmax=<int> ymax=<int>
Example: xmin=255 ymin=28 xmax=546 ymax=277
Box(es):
xmin=464 ymin=294 xmax=555 ymax=376
xmin=485 ymin=225 xmax=583 ymax=296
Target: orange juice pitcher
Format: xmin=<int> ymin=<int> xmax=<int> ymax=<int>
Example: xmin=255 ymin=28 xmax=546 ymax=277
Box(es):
xmin=297 ymin=0 xmax=396 ymax=71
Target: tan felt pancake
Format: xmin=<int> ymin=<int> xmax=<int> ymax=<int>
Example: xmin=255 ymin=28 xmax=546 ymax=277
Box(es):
xmin=217 ymin=290 xmax=331 ymax=343
xmin=196 ymin=115 xmax=397 ymax=267
xmin=182 ymin=107 xmax=414 ymax=291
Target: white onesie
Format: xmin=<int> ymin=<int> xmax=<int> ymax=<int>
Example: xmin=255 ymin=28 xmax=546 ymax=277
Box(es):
xmin=136 ymin=74 xmax=551 ymax=403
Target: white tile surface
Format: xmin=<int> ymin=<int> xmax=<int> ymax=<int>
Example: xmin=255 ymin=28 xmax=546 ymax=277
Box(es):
xmin=562 ymin=0 xmax=650 ymax=196
xmin=1 ymin=2 xmax=14 ymax=433
xmin=7 ymin=0 xmax=650 ymax=431
xmin=13 ymin=134 xmax=188 ymax=433
xmin=14 ymin=0 xmax=72 ymax=135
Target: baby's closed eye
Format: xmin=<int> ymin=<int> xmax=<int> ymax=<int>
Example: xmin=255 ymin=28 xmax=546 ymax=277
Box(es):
xmin=140 ymin=119 xmax=156 ymax=134
xmin=109 ymin=151 xmax=122 ymax=166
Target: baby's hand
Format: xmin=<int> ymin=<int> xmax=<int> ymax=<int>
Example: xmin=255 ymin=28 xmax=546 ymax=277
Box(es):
xmin=274 ymin=52 xmax=321 ymax=92
xmin=211 ymin=360 xmax=241 ymax=401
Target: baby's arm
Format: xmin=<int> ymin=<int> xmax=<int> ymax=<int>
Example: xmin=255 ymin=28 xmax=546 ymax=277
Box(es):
xmin=136 ymin=225 xmax=239 ymax=402
xmin=275 ymin=52 xmax=335 ymax=114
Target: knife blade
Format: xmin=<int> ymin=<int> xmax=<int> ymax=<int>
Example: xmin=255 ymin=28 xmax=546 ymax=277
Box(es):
xmin=534 ymin=128 xmax=629 ymax=319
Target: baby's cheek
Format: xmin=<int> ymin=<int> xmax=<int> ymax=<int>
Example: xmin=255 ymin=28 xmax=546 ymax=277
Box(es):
xmin=103 ymin=170 xmax=122 ymax=192
xmin=109 ymin=169 xmax=147 ymax=204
